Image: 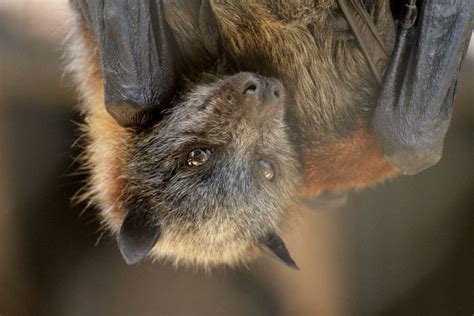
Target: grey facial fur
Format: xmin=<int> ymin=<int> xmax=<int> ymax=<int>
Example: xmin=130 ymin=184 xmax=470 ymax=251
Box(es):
xmin=121 ymin=72 xmax=300 ymax=267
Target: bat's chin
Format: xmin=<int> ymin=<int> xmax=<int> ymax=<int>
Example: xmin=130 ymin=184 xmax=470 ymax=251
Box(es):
xmin=145 ymin=224 xmax=297 ymax=269
xmin=148 ymin=230 xmax=260 ymax=268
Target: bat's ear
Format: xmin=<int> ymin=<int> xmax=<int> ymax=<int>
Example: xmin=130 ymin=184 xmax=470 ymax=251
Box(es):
xmin=259 ymin=233 xmax=299 ymax=270
xmin=117 ymin=205 xmax=162 ymax=265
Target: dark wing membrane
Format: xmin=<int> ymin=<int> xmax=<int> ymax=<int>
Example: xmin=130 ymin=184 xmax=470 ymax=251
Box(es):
xmin=373 ymin=0 xmax=473 ymax=175
xmin=71 ymin=0 xmax=179 ymax=127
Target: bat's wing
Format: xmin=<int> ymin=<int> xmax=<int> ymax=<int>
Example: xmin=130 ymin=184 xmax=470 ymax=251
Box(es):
xmin=72 ymin=0 xmax=179 ymax=127
xmin=372 ymin=0 xmax=473 ymax=175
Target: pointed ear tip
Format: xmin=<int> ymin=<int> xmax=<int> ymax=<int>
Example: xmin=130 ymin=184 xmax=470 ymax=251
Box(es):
xmin=288 ymin=261 xmax=300 ymax=271
xmin=282 ymin=253 xmax=300 ymax=270
xmin=117 ymin=238 xmax=141 ymax=265
xmin=259 ymin=232 xmax=300 ymax=270
xmin=117 ymin=231 xmax=147 ymax=265
xmin=116 ymin=207 xmax=162 ymax=266
xmin=121 ymin=252 xmax=142 ymax=265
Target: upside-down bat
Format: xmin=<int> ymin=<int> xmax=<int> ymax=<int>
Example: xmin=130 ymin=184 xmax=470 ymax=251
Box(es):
xmin=67 ymin=0 xmax=472 ymax=268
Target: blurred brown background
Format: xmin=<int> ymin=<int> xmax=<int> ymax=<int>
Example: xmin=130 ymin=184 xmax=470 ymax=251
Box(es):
xmin=0 ymin=1 xmax=472 ymax=315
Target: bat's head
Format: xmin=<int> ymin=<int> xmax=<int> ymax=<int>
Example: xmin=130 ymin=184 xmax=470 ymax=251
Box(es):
xmin=114 ymin=72 xmax=300 ymax=268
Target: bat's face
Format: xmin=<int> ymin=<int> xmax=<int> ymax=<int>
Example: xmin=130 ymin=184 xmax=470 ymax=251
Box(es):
xmin=121 ymin=72 xmax=300 ymax=267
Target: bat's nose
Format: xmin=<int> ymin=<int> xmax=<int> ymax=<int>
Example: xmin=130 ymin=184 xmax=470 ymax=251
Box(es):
xmin=241 ymin=75 xmax=284 ymax=109
xmin=241 ymin=76 xmax=262 ymax=100
xmin=262 ymin=78 xmax=284 ymax=107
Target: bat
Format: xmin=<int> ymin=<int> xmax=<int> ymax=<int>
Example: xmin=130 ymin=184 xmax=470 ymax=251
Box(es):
xmin=67 ymin=0 xmax=472 ymax=268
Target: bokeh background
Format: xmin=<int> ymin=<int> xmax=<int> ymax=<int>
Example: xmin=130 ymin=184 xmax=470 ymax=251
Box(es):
xmin=0 ymin=1 xmax=472 ymax=315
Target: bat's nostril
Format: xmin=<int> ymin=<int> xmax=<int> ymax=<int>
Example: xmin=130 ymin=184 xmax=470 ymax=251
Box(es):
xmin=239 ymin=75 xmax=284 ymax=111
xmin=263 ymin=78 xmax=284 ymax=106
xmin=242 ymin=79 xmax=261 ymax=96
xmin=272 ymin=85 xmax=281 ymax=98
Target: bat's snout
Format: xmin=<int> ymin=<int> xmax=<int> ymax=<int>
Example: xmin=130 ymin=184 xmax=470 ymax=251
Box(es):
xmin=241 ymin=74 xmax=285 ymax=112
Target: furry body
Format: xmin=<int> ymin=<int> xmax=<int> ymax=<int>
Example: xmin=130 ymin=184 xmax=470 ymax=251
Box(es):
xmin=68 ymin=0 xmax=398 ymax=267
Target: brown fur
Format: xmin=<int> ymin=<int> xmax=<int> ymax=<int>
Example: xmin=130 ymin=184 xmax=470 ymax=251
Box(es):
xmin=302 ymin=124 xmax=398 ymax=196
xmin=66 ymin=18 xmax=130 ymax=232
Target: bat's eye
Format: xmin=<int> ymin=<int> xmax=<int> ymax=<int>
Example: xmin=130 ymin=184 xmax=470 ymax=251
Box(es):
xmin=187 ymin=148 xmax=212 ymax=166
xmin=258 ymin=159 xmax=275 ymax=181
